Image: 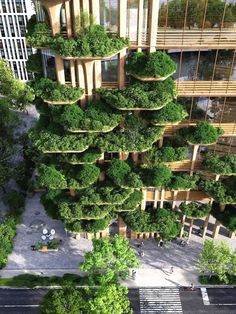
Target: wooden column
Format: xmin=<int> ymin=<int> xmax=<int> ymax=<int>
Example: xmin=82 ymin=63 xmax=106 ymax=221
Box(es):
xmin=202 ymin=213 xmax=210 ymax=239
xmin=172 ymin=190 xmax=178 ymax=209
xmin=131 ymin=152 xmax=139 ymax=164
xmin=55 ymin=55 xmax=65 ymax=84
xmin=229 ymin=231 xmax=235 ymax=239
xmin=118 ymin=216 xmax=127 ymax=238
xmin=41 ymin=0 xmax=62 ymax=35
xmin=212 ymin=219 xmax=221 ymax=239
xmin=118 ymin=0 xmax=127 ymax=89
xmin=65 ymin=0 xmax=72 ymax=37
xmin=158 ymin=136 xmax=164 ymax=148
xmin=70 ymin=60 xmax=76 ymax=87
xmin=160 ymin=189 xmax=165 ymax=208
xmin=180 ymin=214 xmax=186 ymax=238
xmin=72 ymin=0 xmax=80 ymax=34
xmin=154 ymin=189 xmax=159 ymax=208
xmin=94 ymin=61 xmax=102 ymax=90
xmin=118 ymin=49 xmax=127 ymax=89
xmin=90 ymin=0 xmax=100 ymax=24
xmin=190 ymin=144 xmax=199 ymax=176
xmin=137 ymin=0 xmax=144 ymax=51
xmin=148 ymin=0 xmax=159 ymax=52
xmin=141 ymin=189 xmax=147 ymax=210
xmin=188 ymin=218 xmax=194 ymax=239
xmin=83 ymin=60 xmax=95 ymax=100
xmin=69 ymin=189 xmax=75 ymax=196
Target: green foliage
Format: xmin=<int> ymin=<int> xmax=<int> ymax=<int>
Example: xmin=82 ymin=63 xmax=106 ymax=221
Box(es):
xmin=39 ymin=287 xmax=85 ymax=314
xmin=142 ymin=165 xmax=172 ymax=187
xmin=199 ymin=274 xmax=236 ymax=285
xmin=97 ymin=78 xmax=176 ymax=109
xmin=27 ymin=23 xmax=129 ymax=57
xmin=2 ymin=190 xmax=25 ymax=216
xmin=197 ymin=240 xmax=236 ymax=283
xmin=57 ymin=149 xmax=101 ymax=164
xmin=53 ymin=101 xmax=122 ymax=132
xmin=177 ymin=121 xmax=224 ymax=144
xmin=26 ymin=52 xmax=42 ymax=73
xmin=115 ymin=191 xmax=143 ymax=212
xmin=122 ymin=207 xmax=180 ymax=239
xmin=202 ymin=153 xmax=236 ymax=175
xmin=206 ymin=0 xmax=234 ymax=27
xmin=75 ymin=164 xmax=100 ymax=187
xmin=169 ymin=173 xmax=199 ymax=190
xmin=199 ymin=178 xmax=236 ymax=204
xmin=80 ymin=235 xmax=139 ymax=280
xmin=144 ymin=146 xmax=188 ymax=166
xmin=126 ymin=51 xmax=176 ymax=78
xmin=37 ymin=164 xmax=67 ymax=189
xmin=0 ymin=59 xmax=35 ymax=110
xmin=0 ymin=217 xmax=18 ymax=268
xmin=31 ymin=78 xmax=83 ymax=102
xmin=180 ymin=202 xmax=211 ymax=218
xmin=29 ymin=129 xmax=94 ymax=153
xmin=95 ymin=126 xmax=164 ymax=152
xmin=211 ymin=203 xmax=236 ymax=232
xmin=107 ymin=159 xmax=142 ymax=188
xmin=149 ymin=102 xmax=188 ymax=125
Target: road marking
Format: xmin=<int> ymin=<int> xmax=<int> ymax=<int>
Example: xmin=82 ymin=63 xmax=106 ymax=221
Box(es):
xmin=201 ymin=287 xmax=210 ymax=305
xmin=139 ymin=288 xmax=183 ymax=313
xmin=0 ymin=305 xmax=40 ymax=308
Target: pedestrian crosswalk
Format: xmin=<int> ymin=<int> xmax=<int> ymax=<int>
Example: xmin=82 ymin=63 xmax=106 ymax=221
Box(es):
xmin=139 ymin=288 xmax=183 ymax=314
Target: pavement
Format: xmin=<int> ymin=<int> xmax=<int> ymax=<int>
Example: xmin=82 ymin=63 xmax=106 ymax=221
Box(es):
xmin=0 ymin=287 xmax=236 ymax=314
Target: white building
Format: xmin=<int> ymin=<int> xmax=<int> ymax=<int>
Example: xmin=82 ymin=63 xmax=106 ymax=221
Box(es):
xmin=0 ymin=0 xmax=35 ymax=81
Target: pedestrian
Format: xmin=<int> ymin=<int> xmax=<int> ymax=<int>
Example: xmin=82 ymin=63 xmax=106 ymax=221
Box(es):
xmin=170 ymin=266 xmax=174 ymax=273
xmin=190 ymin=283 xmax=194 ymax=290
xmin=139 ymin=250 xmax=144 ymax=257
xmin=132 ymin=270 xmax=136 ymax=280
xmin=159 ymin=239 xmax=164 ymax=247
xmin=141 ymin=241 xmax=144 ymax=247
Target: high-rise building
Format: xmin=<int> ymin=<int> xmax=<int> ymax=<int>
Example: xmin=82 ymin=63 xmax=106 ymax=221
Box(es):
xmin=30 ymin=0 xmax=236 ymax=240
xmin=0 ymin=0 xmax=35 ymax=81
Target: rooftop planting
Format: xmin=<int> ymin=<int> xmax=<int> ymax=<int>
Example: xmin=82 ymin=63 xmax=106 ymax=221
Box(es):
xmin=176 ymin=121 xmax=224 ymax=145
xmin=149 ymin=101 xmax=188 ymax=125
xmin=126 ymin=51 xmax=177 ymax=79
xmin=96 ymin=78 xmax=176 ymax=110
xmin=27 ymin=21 xmax=129 ymax=58
xmin=122 ymin=207 xmax=180 ymax=239
xmin=29 ymin=129 xmax=94 ymax=153
xmin=143 ymin=146 xmax=188 ymax=167
xmin=200 ymin=177 xmax=236 ymax=204
xmin=51 ymin=101 xmax=122 ymax=132
xmin=202 ymin=153 xmax=236 ymax=175
xmin=31 ymin=78 xmax=83 ymax=102
xmin=180 ymin=202 xmax=211 ymax=218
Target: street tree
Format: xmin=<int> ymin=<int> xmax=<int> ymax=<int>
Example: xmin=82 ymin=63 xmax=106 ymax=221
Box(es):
xmin=80 ymin=235 xmax=139 ymax=280
xmin=197 ymin=240 xmax=232 ymax=283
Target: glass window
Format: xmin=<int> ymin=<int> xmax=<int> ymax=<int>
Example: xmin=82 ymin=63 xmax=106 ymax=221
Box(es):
xmin=102 ymin=55 xmax=118 ymax=82
xmin=100 ymin=0 xmax=118 ymax=32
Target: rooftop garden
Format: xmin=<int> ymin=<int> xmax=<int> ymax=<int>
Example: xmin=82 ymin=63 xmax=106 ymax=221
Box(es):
xmin=96 ymin=78 xmax=176 ymax=110
xmin=26 ymin=19 xmax=129 ymax=58
xmin=176 ymin=121 xmax=224 ymax=145
xmin=126 ymin=51 xmax=177 ymax=79
xmin=148 ymin=101 xmax=188 ymax=125
xmin=200 ymin=177 xmax=236 ymax=204
xmin=51 ymin=100 xmax=122 ymax=132
xmin=180 ymin=202 xmax=211 ymax=219
xmin=121 ymin=207 xmax=180 ymax=239
xmin=202 ymin=153 xmax=236 ymax=175
xmin=30 ymin=78 xmax=83 ymax=102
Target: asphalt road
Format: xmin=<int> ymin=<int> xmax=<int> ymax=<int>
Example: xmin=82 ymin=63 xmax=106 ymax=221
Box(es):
xmin=0 ymin=287 xmax=235 ymax=313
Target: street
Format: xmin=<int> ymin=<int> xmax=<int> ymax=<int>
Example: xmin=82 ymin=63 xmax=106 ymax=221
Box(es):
xmin=0 ymin=287 xmax=236 ymax=313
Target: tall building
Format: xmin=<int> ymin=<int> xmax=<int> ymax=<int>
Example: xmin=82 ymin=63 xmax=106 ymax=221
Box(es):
xmin=0 ymin=0 xmax=35 ymax=81
xmin=30 ymin=0 xmax=236 ymax=240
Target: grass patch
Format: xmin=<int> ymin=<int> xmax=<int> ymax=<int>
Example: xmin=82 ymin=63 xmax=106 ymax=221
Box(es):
xmin=0 ymin=274 xmax=86 ymax=287
xmin=199 ymin=274 xmax=236 ymax=285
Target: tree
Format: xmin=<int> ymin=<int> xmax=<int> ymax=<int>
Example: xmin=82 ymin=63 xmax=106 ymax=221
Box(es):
xmin=87 ymin=284 xmax=133 ymax=314
xmin=39 ymin=287 xmax=86 ymax=314
xmin=80 ymin=235 xmax=139 ymax=280
xmin=0 ymin=59 xmax=34 ymax=110
xmin=197 ymin=240 xmax=232 ymax=283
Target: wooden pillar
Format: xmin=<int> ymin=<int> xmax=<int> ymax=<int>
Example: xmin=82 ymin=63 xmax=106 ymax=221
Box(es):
xmin=69 ymin=189 xmax=75 ymax=196
xmin=212 ymin=219 xmax=221 ymax=239
xmin=137 ymin=0 xmax=144 ymax=51
xmin=118 ymin=0 xmax=127 ymax=37
xmin=119 ymin=152 xmax=129 ymax=160
xmin=70 ymin=60 xmax=76 ymax=87
xmin=65 ymin=0 xmax=72 ymax=37
xmin=180 ymin=214 xmax=186 ymax=238
xmin=220 ymin=204 xmax=226 ymax=212
xmin=118 ymin=216 xmax=127 ymax=237
xmin=82 ymin=60 xmax=94 ymax=100
xmin=118 ymin=49 xmax=126 ymax=89
xmin=148 ymin=0 xmax=159 ymax=52
xmin=90 ymin=0 xmax=100 ymax=24
xmin=172 ymin=190 xmax=178 ymax=210
xmin=202 ymin=213 xmax=210 ymax=239
xmin=72 ymin=0 xmax=80 ymax=34
xmin=158 ymin=136 xmax=164 ymax=148
xmin=154 ymin=189 xmax=159 ymax=208
xmin=188 ymin=218 xmax=194 ymax=239
xmin=229 ymin=231 xmax=235 ymax=239
xmin=41 ymin=0 xmax=62 ymax=35
xmin=160 ymin=189 xmax=165 ymax=208
xmin=76 ymin=60 xmax=86 ymax=107
xmin=141 ymin=189 xmax=147 ymax=210
xmin=131 ymin=152 xmax=139 ymax=164
xmin=55 ymin=55 xmax=65 ymax=84
xmin=190 ymin=144 xmax=199 ymax=176
xmin=94 ymin=61 xmax=102 ymax=89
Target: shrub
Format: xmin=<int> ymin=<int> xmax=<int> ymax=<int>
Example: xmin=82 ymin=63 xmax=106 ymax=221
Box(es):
xmin=177 ymin=121 xmax=224 ymax=144
xmin=116 ymin=190 xmax=143 ymax=212
xmin=75 ymin=164 xmax=100 ymax=186
xmin=144 ymin=146 xmax=188 ymax=166
xmin=31 ymin=78 xmax=83 ymax=102
xmin=149 ymin=102 xmax=188 ymax=125
xmin=169 ymin=173 xmax=199 ymax=190
xmin=202 ymin=153 xmax=236 ymax=175
xmin=141 ymin=165 xmax=172 ymax=187
xmin=37 ymin=164 xmax=67 ymax=189
xmin=26 ymin=52 xmax=42 ymax=73
xmin=122 ymin=207 xmax=180 ymax=238
xmin=58 ymin=148 xmax=101 ymax=164
xmin=211 ymin=203 xmax=236 ymax=232
xmin=126 ymin=51 xmax=177 ymax=78
xmin=97 ymin=78 xmax=176 ymax=109
xmin=180 ymin=202 xmax=211 ymax=218
xmin=2 ymin=190 xmax=25 ymax=216
xmin=53 ymin=101 xmax=122 ymax=132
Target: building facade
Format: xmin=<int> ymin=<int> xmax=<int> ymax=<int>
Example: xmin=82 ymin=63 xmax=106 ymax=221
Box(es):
xmin=31 ymin=0 xmax=236 ymax=240
xmin=0 ymin=0 xmax=35 ymax=81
